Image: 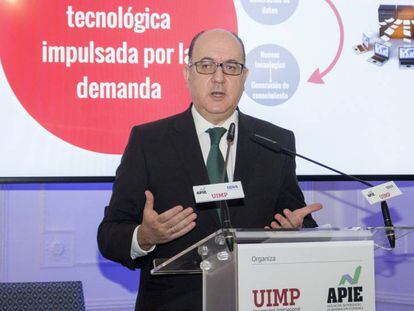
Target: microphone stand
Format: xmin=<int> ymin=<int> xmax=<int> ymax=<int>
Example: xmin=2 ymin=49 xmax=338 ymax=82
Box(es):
xmin=251 ymin=134 xmax=396 ymax=248
xmin=220 ymin=123 xmax=236 ymax=252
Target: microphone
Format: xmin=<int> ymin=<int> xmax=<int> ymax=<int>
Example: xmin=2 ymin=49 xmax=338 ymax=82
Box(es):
xmin=219 ymin=122 xmax=236 ymax=251
xmin=227 ymin=122 xmax=236 ymax=140
xmin=250 ymin=133 xmax=396 ymax=248
xmin=221 ymin=122 xmax=236 ymax=182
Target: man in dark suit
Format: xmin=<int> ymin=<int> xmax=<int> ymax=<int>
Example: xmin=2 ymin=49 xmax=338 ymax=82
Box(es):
xmin=97 ymin=29 xmax=322 ymax=311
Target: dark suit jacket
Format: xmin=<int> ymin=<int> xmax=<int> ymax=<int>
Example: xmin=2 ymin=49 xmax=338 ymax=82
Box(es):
xmin=97 ymin=107 xmax=317 ymax=310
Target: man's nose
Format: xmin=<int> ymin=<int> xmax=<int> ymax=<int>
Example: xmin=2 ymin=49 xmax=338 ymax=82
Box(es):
xmin=212 ymin=65 xmax=225 ymax=82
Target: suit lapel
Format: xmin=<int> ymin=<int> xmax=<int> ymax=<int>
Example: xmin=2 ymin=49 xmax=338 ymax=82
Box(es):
xmin=234 ymin=112 xmax=259 ymax=185
xmin=231 ymin=112 xmax=262 ymax=221
xmin=171 ymin=108 xmax=258 ymax=187
xmin=169 ymin=108 xmax=264 ymax=227
xmin=170 ymin=108 xmax=210 ymax=187
xmin=170 ymin=108 xmax=221 ymax=226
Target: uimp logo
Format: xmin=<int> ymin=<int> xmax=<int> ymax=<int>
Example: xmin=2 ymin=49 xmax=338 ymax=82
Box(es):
xmin=211 ymin=192 xmax=228 ymax=199
xmin=379 ymin=192 xmax=390 ymax=200
xmin=327 ymin=266 xmax=363 ymax=304
xmin=252 ymin=288 xmax=300 ymax=308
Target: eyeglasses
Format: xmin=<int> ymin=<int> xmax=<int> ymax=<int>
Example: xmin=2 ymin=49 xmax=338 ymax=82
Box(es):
xmin=189 ymin=60 xmax=245 ymax=76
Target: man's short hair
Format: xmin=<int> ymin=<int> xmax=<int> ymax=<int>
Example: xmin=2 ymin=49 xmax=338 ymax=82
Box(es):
xmin=188 ymin=30 xmax=246 ymax=64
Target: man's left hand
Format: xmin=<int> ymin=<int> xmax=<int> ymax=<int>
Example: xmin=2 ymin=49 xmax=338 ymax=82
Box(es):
xmin=268 ymin=203 xmax=323 ymax=229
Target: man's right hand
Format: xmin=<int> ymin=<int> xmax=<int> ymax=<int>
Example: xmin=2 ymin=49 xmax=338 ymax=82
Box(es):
xmin=137 ymin=190 xmax=197 ymax=251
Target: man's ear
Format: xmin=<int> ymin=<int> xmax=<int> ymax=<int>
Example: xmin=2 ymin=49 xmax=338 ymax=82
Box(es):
xmin=242 ymin=68 xmax=249 ymax=83
xmin=183 ymin=65 xmax=190 ymax=85
xmin=242 ymin=68 xmax=249 ymax=90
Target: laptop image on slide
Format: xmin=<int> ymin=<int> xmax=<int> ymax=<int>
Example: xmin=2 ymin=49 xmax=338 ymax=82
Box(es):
xmin=367 ymin=43 xmax=390 ymax=66
xmin=399 ymin=47 xmax=414 ymax=68
xmin=353 ymin=33 xmax=370 ymax=54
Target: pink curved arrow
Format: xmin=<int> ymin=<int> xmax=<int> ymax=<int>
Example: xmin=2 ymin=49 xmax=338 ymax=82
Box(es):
xmin=308 ymin=0 xmax=344 ymax=84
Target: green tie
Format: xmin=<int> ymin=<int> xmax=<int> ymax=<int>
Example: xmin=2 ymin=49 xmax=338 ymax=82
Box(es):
xmin=206 ymin=127 xmax=228 ymax=184
xmin=206 ymin=127 xmax=228 ymax=223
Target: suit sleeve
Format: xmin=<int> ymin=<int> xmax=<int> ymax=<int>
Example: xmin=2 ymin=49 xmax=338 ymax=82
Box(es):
xmin=275 ymin=131 xmax=318 ymax=228
xmin=97 ymin=127 xmax=150 ymax=270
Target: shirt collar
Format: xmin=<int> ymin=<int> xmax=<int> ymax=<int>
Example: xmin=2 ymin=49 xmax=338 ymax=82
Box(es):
xmin=191 ymin=105 xmax=238 ymax=137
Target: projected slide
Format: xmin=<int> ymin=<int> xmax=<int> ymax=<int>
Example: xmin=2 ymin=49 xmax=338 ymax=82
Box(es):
xmin=1 ymin=0 xmax=413 ymax=179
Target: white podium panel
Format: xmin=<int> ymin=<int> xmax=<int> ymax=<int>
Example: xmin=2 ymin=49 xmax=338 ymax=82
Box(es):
xmin=152 ymin=228 xmax=414 ymax=310
xmin=237 ymin=240 xmax=375 ymax=311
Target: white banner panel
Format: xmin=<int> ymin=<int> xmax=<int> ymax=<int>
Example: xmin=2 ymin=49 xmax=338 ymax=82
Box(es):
xmin=2 ymin=1 xmax=414 ymax=178
xmin=237 ymin=241 xmax=375 ymax=311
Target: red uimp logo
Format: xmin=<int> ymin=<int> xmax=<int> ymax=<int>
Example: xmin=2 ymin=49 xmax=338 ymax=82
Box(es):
xmin=211 ymin=192 xmax=228 ymax=199
xmin=252 ymin=288 xmax=301 ymax=308
xmin=379 ymin=192 xmax=390 ymax=200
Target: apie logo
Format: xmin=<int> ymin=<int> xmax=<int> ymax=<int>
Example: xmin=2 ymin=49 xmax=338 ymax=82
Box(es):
xmin=196 ymin=187 xmax=207 ymax=195
xmin=367 ymin=191 xmax=375 ymax=198
xmin=327 ymin=266 xmax=363 ymax=304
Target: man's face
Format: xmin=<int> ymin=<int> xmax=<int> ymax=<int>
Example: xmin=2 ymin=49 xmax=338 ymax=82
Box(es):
xmin=184 ymin=30 xmax=249 ymax=124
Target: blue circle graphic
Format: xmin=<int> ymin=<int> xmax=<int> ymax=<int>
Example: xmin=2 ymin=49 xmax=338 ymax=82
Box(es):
xmin=245 ymin=44 xmax=300 ymax=106
xmin=241 ymin=0 xmax=299 ymax=25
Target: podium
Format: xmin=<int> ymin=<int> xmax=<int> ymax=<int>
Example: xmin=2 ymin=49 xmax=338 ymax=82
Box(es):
xmin=151 ymin=227 xmax=414 ymax=311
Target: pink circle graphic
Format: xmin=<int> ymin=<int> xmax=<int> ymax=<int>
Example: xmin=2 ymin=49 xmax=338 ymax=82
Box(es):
xmin=0 ymin=1 xmax=238 ymax=154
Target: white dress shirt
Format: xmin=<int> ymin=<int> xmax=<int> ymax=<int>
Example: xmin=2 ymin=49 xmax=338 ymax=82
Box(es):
xmin=130 ymin=106 xmax=238 ymax=259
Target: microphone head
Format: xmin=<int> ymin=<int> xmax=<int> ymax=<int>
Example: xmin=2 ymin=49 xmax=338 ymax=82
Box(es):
xmin=250 ymin=133 xmax=282 ymax=152
xmin=227 ymin=123 xmax=236 ymax=142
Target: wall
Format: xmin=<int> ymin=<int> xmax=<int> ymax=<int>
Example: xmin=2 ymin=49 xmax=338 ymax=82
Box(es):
xmin=1 ymin=181 xmax=413 ymax=310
